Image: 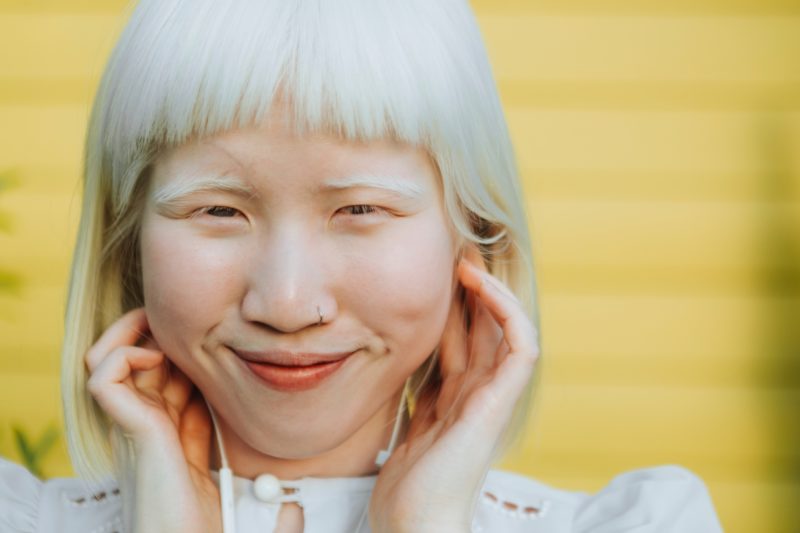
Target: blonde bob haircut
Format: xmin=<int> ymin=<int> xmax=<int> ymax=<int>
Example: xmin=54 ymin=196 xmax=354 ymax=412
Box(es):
xmin=63 ymin=0 xmax=541 ymax=491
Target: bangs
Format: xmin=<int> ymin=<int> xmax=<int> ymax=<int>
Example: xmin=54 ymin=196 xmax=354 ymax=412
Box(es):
xmin=98 ymin=0 xmax=486 ymax=169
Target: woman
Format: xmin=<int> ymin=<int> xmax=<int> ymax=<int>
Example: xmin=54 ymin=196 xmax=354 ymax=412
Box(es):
xmin=0 ymin=0 xmax=724 ymax=532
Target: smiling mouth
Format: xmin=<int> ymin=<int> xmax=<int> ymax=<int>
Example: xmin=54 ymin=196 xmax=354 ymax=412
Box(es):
xmin=241 ymin=357 xmax=350 ymax=392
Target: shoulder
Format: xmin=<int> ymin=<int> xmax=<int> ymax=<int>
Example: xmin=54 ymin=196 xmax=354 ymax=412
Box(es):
xmin=0 ymin=456 xmax=123 ymax=533
xmin=473 ymin=464 xmax=724 ymax=533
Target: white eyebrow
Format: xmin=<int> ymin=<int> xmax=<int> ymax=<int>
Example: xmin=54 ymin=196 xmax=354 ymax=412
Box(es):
xmin=152 ymin=175 xmax=258 ymax=206
xmin=320 ymin=175 xmax=425 ymax=199
xmin=152 ymin=174 xmax=426 ymax=209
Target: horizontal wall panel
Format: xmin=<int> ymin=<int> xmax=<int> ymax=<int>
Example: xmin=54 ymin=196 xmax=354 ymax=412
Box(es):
xmin=0 ymin=77 xmax=97 ymax=106
xmin=530 ymin=199 xmax=800 ymax=269
xmin=480 ymin=15 xmax=800 ymax=83
xmin=0 ymin=14 xmax=121 ymax=78
xmin=0 ymin=0 xmax=128 ymax=13
xmin=541 ymin=293 xmax=799 ymax=362
xmin=527 ymin=384 xmax=799 ymax=459
xmin=0 ymin=164 xmax=82 ymax=196
xmin=473 ymin=0 xmax=800 ymax=16
xmin=0 ymin=286 xmax=67 ymax=354
xmin=509 ymin=109 xmax=800 ymax=176
xmin=0 ymin=345 xmax=61 ymax=374
xmin=2 ymin=14 xmax=799 ymax=85
xmin=537 ymin=264 xmax=779 ymax=295
xmin=499 ymin=80 xmax=800 ymax=111
xmin=524 ymin=168 xmax=798 ymax=203
xmin=0 ymin=106 xmax=88 ymax=168
xmin=542 ymin=350 xmax=760 ymax=389
xmin=0 ymin=373 xmax=62 ymax=422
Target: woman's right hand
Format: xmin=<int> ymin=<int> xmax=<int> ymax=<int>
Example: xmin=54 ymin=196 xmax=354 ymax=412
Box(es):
xmin=85 ymin=307 xmax=222 ymax=533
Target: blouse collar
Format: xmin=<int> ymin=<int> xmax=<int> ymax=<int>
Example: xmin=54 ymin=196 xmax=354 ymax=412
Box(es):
xmin=212 ymin=469 xmax=379 ymax=505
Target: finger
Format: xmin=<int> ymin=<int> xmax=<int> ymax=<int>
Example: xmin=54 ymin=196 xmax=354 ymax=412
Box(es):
xmin=457 ymin=259 xmax=539 ymax=360
xmin=132 ymin=354 xmax=168 ymax=392
xmin=85 ymin=308 xmax=149 ymax=372
xmin=481 ymin=342 xmax=537 ymax=432
xmin=180 ymin=391 xmax=212 ymax=475
xmin=493 ymin=338 xmax=511 ymax=367
xmin=86 ymin=346 xmax=165 ymax=433
xmin=466 ymin=297 xmax=504 ymax=373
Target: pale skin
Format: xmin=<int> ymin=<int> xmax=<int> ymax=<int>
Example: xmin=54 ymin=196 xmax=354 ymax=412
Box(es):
xmin=85 ymin=113 xmax=539 ymax=533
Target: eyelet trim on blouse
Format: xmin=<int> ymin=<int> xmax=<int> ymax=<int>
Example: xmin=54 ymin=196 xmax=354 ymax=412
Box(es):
xmin=481 ymin=489 xmax=550 ymax=519
xmin=63 ymin=487 xmax=121 ymax=508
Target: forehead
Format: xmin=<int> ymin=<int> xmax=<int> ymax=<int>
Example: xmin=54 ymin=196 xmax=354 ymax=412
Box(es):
xmin=150 ymin=116 xmax=441 ymax=196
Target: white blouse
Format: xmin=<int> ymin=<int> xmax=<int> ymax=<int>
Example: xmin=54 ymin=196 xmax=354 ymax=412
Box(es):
xmin=0 ymin=456 xmax=724 ymax=532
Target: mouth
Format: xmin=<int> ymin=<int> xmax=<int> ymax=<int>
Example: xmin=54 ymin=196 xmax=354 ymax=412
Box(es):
xmin=233 ymin=348 xmax=356 ymax=392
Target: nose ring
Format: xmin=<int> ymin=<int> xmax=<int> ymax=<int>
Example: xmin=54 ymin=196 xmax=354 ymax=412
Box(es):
xmin=317 ymin=305 xmax=324 ymax=326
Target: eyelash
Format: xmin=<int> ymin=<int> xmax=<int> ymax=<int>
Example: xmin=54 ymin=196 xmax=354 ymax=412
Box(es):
xmin=194 ymin=205 xmax=384 ymax=218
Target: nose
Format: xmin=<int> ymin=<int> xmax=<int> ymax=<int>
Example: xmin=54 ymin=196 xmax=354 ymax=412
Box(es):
xmin=240 ymin=225 xmax=336 ymax=333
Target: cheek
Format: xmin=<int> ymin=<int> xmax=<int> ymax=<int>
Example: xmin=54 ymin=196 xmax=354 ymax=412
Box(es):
xmin=346 ymin=219 xmax=456 ymax=359
xmin=140 ymin=225 xmax=242 ymax=356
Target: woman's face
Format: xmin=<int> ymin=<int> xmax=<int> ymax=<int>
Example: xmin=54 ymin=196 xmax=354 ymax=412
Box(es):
xmin=139 ymin=112 xmax=459 ymax=460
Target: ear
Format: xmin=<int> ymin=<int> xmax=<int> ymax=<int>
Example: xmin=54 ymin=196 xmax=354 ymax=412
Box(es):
xmin=458 ymin=241 xmax=488 ymax=275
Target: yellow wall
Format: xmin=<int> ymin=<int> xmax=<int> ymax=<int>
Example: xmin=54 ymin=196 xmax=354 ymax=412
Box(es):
xmin=1 ymin=1 xmax=798 ymax=532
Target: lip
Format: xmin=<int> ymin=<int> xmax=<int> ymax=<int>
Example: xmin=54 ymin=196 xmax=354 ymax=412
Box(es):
xmin=242 ymin=357 xmax=350 ymax=392
xmin=232 ymin=348 xmax=356 ymax=392
xmin=234 ymin=348 xmax=356 ymax=366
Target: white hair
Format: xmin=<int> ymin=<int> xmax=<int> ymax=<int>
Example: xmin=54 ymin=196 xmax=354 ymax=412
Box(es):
xmin=63 ymin=0 xmax=540 ymax=522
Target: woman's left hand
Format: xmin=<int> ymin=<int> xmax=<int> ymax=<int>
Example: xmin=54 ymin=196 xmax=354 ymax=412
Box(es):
xmin=369 ymin=251 xmax=540 ymax=533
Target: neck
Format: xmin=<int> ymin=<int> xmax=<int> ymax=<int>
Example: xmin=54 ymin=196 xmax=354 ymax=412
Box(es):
xmin=211 ymin=388 xmax=405 ymax=480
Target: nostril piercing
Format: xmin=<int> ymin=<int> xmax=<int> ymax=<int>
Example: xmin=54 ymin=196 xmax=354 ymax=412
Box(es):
xmin=317 ymin=305 xmax=324 ymax=326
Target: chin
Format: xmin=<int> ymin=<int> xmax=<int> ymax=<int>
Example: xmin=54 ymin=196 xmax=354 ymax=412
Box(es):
xmin=241 ymin=418 xmax=353 ymax=458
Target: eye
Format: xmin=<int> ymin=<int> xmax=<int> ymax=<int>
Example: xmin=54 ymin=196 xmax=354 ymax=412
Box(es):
xmin=339 ymin=204 xmax=384 ymax=216
xmin=195 ymin=205 xmax=242 ymax=218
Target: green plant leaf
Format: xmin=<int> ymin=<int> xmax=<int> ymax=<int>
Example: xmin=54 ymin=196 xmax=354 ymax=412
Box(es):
xmin=11 ymin=423 xmax=61 ymax=479
xmin=33 ymin=424 xmax=60 ymax=457
xmin=11 ymin=426 xmax=38 ymax=477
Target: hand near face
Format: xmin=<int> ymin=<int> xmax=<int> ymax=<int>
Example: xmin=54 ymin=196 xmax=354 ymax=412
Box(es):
xmin=367 ymin=252 xmax=540 ymax=533
xmin=84 ymin=308 xmax=222 ymax=533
